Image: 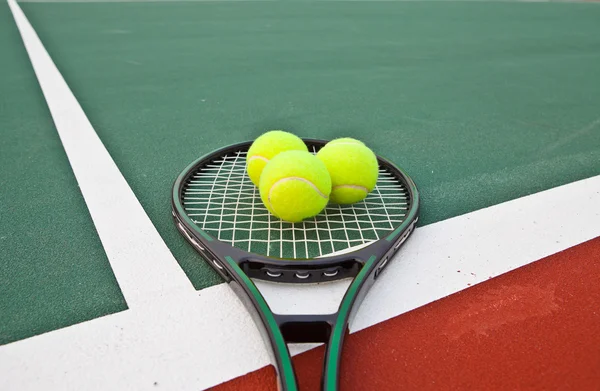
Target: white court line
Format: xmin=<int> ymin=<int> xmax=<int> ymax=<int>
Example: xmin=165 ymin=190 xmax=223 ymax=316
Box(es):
xmin=7 ymin=0 xmax=195 ymax=308
xmin=3 ymin=1 xmax=600 ymax=390
xmin=1 ymin=173 xmax=599 ymax=390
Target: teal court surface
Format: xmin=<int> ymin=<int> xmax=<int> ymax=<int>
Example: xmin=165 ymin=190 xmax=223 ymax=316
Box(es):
xmin=1 ymin=0 xmax=600 ymax=389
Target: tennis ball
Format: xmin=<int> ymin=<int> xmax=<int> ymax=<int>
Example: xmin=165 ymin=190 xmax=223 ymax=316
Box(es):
xmin=316 ymin=138 xmax=378 ymax=204
xmin=246 ymin=130 xmax=308 ymax=186
xmin=259 ymin=150 xmax=331 ymax=222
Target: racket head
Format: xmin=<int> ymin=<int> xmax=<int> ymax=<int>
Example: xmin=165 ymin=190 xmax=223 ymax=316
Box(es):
xmin=172 ymin=139 xmax=419 ymax=283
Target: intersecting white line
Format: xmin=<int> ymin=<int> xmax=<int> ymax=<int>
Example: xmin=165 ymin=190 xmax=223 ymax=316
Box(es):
xmin=279 ymin=207 xmax=284 ymax=257
xmin=2 ymin=174 xmax=600 ymax=391
xmin=231 ymin=153 xmax=247 ymax=246
xmin=5 ymin=2 xmax=600 ymax=391
xmin=250 ymin=181 xmax=258 ymax=253
xmin=200 ymin=154 xmax=226 ymax=240
xmin=292 ymin=214 xmax=297 ymax=258
xmin=218 ymin=153 xmax=239 ymax=241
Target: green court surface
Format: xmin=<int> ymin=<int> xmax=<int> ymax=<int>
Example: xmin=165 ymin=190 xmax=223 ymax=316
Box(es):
xmin=0 ymin=2 xmax=126 ymax=346
xmin=2 ymin=0 xmax=600 ymax=347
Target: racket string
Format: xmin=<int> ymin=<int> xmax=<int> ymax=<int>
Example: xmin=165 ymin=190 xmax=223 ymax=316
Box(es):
xmin=182 ymin=148 xmax=410 ymax=259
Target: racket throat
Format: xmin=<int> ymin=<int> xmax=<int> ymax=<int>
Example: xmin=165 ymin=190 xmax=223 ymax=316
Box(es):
xmin=274 ymin=313 xmax=350 ymax=391
xmin=276 ymin=314 xmax=337 ymax=343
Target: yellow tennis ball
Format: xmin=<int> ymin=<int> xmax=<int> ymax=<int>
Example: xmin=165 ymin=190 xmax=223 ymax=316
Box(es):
xmin=259 ymin=150 xmax=331 ymax=223
xmin=316 ymin=138 xmax=379 ymax=204
xmin=246 ymin=130 xmax=308 ymax=186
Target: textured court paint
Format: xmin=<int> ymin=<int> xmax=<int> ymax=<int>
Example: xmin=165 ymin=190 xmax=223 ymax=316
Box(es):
xmin=215 ymin=237 xmax=600 ymax=391
xmin=19 ymin=1 xmax=600 ymax=290
xmin=0 ymin=1 xmax=126 ymax=346
xmin=9 ymin=0 xmax=195 ymax=299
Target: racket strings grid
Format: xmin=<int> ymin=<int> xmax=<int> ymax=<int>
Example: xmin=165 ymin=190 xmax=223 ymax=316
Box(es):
xmin=180 ymin=144 xmax=411 ymax=260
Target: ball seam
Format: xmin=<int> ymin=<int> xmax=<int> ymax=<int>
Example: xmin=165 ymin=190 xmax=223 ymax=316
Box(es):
xmin=267 ymin=177 xmax=329 ymax=217
xmin=248 ymin=155 xmax=269 ymax=163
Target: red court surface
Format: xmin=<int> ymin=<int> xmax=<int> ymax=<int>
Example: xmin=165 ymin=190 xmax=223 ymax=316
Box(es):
xmin=215 ymin=237 xmax=600 ymax=391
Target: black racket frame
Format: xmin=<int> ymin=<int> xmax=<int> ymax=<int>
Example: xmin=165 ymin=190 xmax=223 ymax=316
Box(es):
xmin=172 ymin=139 xmax=419 ymax=390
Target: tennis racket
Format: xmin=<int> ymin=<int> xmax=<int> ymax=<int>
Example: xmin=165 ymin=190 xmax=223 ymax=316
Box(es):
xmin=172 ymin=139 xmax=419 ymax=390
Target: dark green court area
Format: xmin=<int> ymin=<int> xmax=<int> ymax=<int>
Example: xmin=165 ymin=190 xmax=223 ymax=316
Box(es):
xmin=2 ymin=0 xmax=599 ymax=345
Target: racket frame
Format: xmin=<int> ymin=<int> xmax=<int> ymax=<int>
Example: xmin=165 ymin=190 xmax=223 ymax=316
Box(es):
xmin=172 ymin=139 xmax=419 ymax=391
